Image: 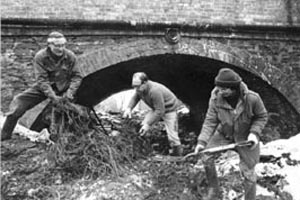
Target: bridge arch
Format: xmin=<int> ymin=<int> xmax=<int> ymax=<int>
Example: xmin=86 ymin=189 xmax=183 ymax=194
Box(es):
xmin=75 ymin=37 xmax=300 ymax=136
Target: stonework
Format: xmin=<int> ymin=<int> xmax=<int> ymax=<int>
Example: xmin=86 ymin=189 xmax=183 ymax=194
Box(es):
xmin=2 ymin=35 xmax=299 ymax=112
xmin=1 ymin=34 xmax=300 ymax=137
xmin=1 ymin=0 xmax=300 ymax=136
xmin=1 ymin=0 xmax=300 ymax=26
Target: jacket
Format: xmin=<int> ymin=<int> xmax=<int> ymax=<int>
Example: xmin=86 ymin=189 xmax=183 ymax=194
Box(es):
xmin=33 ymin=47 xmax=82 ymax=98
xmin=128 ymin=81 xmax=179 ymax=126
xmin=198 ymin=82 xmax=268 ymax=168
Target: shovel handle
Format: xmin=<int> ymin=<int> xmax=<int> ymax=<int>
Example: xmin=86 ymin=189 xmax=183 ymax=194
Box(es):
xmin=182 ymin=152 xmax=199 ymax=160
xmin=236 ymin=140 xmax=255 ymax=147
xmin=183 ymin=141 xmax=254 ymax=160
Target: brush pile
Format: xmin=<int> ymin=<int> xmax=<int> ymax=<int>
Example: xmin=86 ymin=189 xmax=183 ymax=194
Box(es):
xmin=46 ymin=101 xmax=153 ymax=180
xmin=1 ymin=101 xmax=154 ymax=200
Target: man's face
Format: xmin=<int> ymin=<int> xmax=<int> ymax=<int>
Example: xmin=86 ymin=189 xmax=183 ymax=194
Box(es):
xmin=132 ymin=77 xmax=146 ymax=93
xmin=217 ymin=86 xmax=236 ymax=98
xmin=49 ymin=40 xmax=66 ymax=56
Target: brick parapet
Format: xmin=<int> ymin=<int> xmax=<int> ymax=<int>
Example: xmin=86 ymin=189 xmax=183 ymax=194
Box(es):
xmin=1 ymin=0 xmax=300 ymax=27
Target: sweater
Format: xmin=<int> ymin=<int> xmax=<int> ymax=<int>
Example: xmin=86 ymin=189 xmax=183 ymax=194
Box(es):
xmin=128 ymin=81 xmax=179 ymax=125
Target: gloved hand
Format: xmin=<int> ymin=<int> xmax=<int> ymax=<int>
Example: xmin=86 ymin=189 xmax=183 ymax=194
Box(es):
xmin=139 ymin=124 xmax=150 ymax=136
xmin=194 ymin=143 xmax=205 ymax=154
xmin=63 ymin=91 xmax=74 ymax=101
xmin=247 ymin=133 xmax=259 ymax=150
xmin=123 ymin=108 xmax=132 ymax=119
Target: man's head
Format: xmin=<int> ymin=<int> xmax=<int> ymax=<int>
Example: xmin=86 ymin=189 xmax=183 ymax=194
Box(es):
xmin=132 ymin=72 xmax=149 ymax=92
xmin=47 ymin=31 xmax=67 ymax=56
xmin=215 ymin=68 xmax=241 ymax=97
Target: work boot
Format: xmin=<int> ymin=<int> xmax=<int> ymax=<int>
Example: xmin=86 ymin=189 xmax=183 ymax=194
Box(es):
xmin=244 ymin=179 xmax=256 ymax=200
xmin=170 ymin=145 xmax=183 ymax=156
xmin=1 ymin=116 xmax=18 ymax=141
xmin=203 ymin=156 xmax=222 ymax=199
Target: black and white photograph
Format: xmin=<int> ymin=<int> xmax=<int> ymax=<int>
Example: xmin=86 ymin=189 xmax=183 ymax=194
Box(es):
xmin=1 ymin=1 xmax=300 ymax=200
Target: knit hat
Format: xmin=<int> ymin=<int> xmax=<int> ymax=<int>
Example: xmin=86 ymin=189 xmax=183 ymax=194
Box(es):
xmin=215 ymin=68 xmax=242 ymax=87
xmin=47 ymin=31 xmax=66 ymax=44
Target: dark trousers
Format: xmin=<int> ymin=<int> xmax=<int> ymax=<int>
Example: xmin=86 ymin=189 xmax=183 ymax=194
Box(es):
xmin=202 ymin=132 xmax=257 ymax=200
xmin=1 ymin=88 xmax=47 ymax=140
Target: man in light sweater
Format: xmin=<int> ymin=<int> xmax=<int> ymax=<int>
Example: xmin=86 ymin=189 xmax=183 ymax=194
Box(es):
xmin=123 ymin=72 xmax=183 ymax=156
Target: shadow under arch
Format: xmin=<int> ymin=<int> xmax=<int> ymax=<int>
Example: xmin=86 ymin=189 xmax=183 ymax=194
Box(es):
xmin=75 ymin=39 xmax=300 ymax=137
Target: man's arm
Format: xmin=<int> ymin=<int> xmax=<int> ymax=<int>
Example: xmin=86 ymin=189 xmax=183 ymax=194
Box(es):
xmin=142 ymin=90 xmax=165 ymax=126
xmin=197 ymin=97 xmax=219 ymax=147
xmin=127 ymin=91 xmax=141 ymax=110
xmin=123 ymin=91 xmax=141 ymax=118
xmin=34 ymin=55 xmax=57 ymax=98
xmin=64 ymin=57 xmax=83 ymax=99
xmin=249 ymin=94 xmax=268 ymax=138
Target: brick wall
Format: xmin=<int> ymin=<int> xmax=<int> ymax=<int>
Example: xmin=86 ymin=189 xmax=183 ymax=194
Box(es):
xmin=1 ymin=0 xmax=300 ymax=26
xmin=220 ymin=39 xmax=300 ymax=80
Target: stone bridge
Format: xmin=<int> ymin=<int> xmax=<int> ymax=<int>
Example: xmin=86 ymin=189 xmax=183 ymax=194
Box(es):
xmin=75 ymin=37 xmax=300 ymax=136
xmin=76 ymin=37 xmax=295 ymax=107
xmin=1 ymin=0 xmax=300 ymax=137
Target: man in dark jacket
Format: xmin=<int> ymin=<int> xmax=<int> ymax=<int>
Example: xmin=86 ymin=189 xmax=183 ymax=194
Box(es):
xmin=123 ymin=72 xmax=183 ymax=156
xmin=194 ymin=68 xmax=268 ymax=200
xmin=1 ymin=31 xmax=82 ymax=141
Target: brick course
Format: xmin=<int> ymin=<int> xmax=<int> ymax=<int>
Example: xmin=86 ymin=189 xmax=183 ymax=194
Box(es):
xmin=1 ymin=0 xmax=300 ymax=26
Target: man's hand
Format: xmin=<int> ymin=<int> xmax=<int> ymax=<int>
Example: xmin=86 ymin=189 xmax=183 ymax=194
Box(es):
xmin=247 ymin=133 xmax=259 ymax=150
xmin=194 ymin=143 xmax=205 ymax=154
xmin=139 ymin=124 xmax=150 ymax=136
xmin=49 ymin=94 xmax=63 ymax=104
xmin=123 ymin=108 xmax=132 ymax=119
xmin=63 ymin=91 xmax=74 ymax=101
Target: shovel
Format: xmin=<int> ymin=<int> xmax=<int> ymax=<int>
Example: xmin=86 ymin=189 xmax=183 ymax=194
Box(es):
xmin=152 ymin=141 xmax=254 ymax=162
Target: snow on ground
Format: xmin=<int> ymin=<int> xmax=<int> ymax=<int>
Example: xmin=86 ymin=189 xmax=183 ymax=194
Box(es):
xmin=260 ymin=134 xmax=300 ymax=160
xmin=257 ymin=134 xmax=300 ymax=200
xmin=0 ymin=115 xmax=51 ymax=143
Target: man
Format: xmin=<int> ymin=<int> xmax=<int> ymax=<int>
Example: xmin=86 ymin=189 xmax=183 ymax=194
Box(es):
xmin=194 ymin=68 xmax=268 ymax=200
xmin=123 ymin=72 xmax=183 ymax=156
xmin=1 ymin=31 xmax=82 ymax=141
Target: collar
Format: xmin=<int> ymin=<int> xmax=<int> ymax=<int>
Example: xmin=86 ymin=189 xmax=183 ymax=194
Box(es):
xmin=46 ymin=47 xmax=67 ymax=60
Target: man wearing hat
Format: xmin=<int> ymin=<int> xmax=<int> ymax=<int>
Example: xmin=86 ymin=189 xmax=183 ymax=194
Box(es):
xmin=123 ymin=72 xmax=183 ymax=156
xmin=194 ymin=68 xmax=268 ymax=200
xmin=1 ymin=31 xmax=82 ymax=141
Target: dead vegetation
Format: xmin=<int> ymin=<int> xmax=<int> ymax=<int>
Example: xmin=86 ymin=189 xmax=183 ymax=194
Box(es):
xmin=1 ymin=102 xmax=297 ymax=200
